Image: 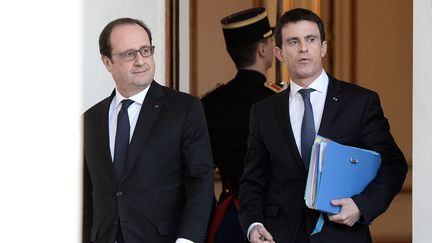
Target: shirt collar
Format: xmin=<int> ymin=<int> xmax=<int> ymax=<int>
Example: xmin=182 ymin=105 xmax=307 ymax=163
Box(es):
xmin=114 ymin=85 xmax=150 ymax=108
xmin=289 ymin=69 xmax=329 ymax=98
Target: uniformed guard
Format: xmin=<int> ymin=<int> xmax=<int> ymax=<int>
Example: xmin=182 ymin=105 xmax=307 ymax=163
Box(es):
xmin=202 ymin=7 xmax=279 ymax=243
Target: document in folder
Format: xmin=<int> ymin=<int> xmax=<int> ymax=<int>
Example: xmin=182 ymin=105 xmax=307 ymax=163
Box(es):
xmin=304 ymin=136 xmax=381 ymax=214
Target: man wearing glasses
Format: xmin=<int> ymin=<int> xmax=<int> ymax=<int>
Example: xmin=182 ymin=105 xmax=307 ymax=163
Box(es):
xmin=83 ymin=18 xmax=214 ymax=243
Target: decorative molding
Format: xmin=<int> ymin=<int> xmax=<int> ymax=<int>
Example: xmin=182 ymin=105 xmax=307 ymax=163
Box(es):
xmin=166 ymin=0 xmax=180 ymax=90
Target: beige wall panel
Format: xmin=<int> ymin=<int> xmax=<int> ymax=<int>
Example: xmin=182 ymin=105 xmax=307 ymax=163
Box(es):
xmin=193 ymin=0 xmax=255 ymax=97
xmin=355 ymin=1 xmax=412 ymax=241
xmin=356 ymin=0 xmax=412 ymax=164
xmin=371 ymin=192 xmax=412 ymax=242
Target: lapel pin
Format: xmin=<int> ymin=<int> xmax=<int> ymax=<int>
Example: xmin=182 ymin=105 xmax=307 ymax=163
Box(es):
xmin=154 ymin=104 xmax=159 ymax=108
xmin=332 ymin=97 xmax=338 ymax=101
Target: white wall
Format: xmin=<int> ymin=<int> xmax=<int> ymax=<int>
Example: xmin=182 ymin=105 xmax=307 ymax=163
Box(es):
xmin=413 ymin=0 xmax=432 ymax=242
xmin=83 ymin=0 xmax=166 ymax=111
xmin=0 ymin=1 xmax=82 ymax=242
xmin=179 ymin=0 xmax=190 ymax=93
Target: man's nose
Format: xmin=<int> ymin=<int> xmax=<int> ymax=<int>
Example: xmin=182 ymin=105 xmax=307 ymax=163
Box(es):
xmin=299 ymin=41 xmax=308 ymax=53
xmin=134 ymin=52 xmax=146 ymax=65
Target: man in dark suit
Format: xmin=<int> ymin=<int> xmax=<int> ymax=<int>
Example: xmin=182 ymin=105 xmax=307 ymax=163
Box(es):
xmin=238 ymin=8 xmax=407 ymax=243
xmin=83 ymin=18 xmax=214 ymax=243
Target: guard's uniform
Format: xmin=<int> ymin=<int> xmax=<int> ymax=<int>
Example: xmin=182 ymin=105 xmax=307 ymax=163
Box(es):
xmin=202 ymin=69 xmax=280 ymax=196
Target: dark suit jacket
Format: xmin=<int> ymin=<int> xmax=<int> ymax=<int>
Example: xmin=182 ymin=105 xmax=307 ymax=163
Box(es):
xmin=201 ymin=70 xmax=275 ymax=195
xmin=83 ymin=81 xmax=214 ymax=243
xmin=238 ymin=75 xmax=407 ymax=243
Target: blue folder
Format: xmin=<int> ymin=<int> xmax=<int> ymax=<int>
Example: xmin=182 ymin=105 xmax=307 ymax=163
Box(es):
xmin=304 ymin=136 xmax=381 ymax=214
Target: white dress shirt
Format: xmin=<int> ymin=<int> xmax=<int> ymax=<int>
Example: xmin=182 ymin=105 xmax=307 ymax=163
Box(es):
xmin=247 ymin=70 xmax=329 ymax=240
xmin=108 ymin=87 xmax=149 ymax=161
xmin=109 ymin=86 xmax=194 ymax=243
xmin=289 ymin=70 xmax=328 ymax=154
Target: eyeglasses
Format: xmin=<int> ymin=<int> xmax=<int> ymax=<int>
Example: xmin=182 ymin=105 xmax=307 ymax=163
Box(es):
xmin=112 ymin=45 xmax=155 ymax=61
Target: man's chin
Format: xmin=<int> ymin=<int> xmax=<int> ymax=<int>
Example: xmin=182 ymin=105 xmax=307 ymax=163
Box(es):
xmin=134 ymin=80 xmax=152 ymax=88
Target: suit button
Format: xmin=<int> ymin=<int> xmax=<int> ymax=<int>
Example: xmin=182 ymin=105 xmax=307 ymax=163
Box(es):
xmin=116 ymin=191 xmax=123 ymax=196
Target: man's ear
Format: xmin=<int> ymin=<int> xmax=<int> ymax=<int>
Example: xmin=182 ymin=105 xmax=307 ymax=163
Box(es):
xmin=273 ymin=46 xmax=284 ymax=62
xmin=101 ymin=55 xmax=113 ymax=72
xmin=321 ymin=40 xmax=327 ymax=58
xmin=257 ymin=42 xmax=266 ymax=58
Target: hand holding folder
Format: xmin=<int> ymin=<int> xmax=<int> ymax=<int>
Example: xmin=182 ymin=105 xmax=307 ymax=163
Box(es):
xmin=304 ymin=136 xmax=381 ymax=214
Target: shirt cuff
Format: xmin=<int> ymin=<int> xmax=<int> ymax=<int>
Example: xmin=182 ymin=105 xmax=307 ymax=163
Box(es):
xmin=175 ymin=238 xmax=194 ymax=243
xmin=247 ymin=222 xmax=264 ymax=241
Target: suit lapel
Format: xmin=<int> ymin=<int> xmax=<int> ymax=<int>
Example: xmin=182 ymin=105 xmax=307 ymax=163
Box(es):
xmin=121 ymin=81 xmax=165 ymax=180
xmin=96 ymin=91 xmax=118 ymax=182
xmin=318 ymin=76 xmax=342 ymax=137
xmin=274 ymin=88 xmax=306 ymax=172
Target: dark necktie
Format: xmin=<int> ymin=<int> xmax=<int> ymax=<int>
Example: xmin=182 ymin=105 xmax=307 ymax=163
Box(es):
xmin=114 ymin=99 xmax=134 ymax=179
xmin=298 ymin=89 xmax=315 ymax=168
